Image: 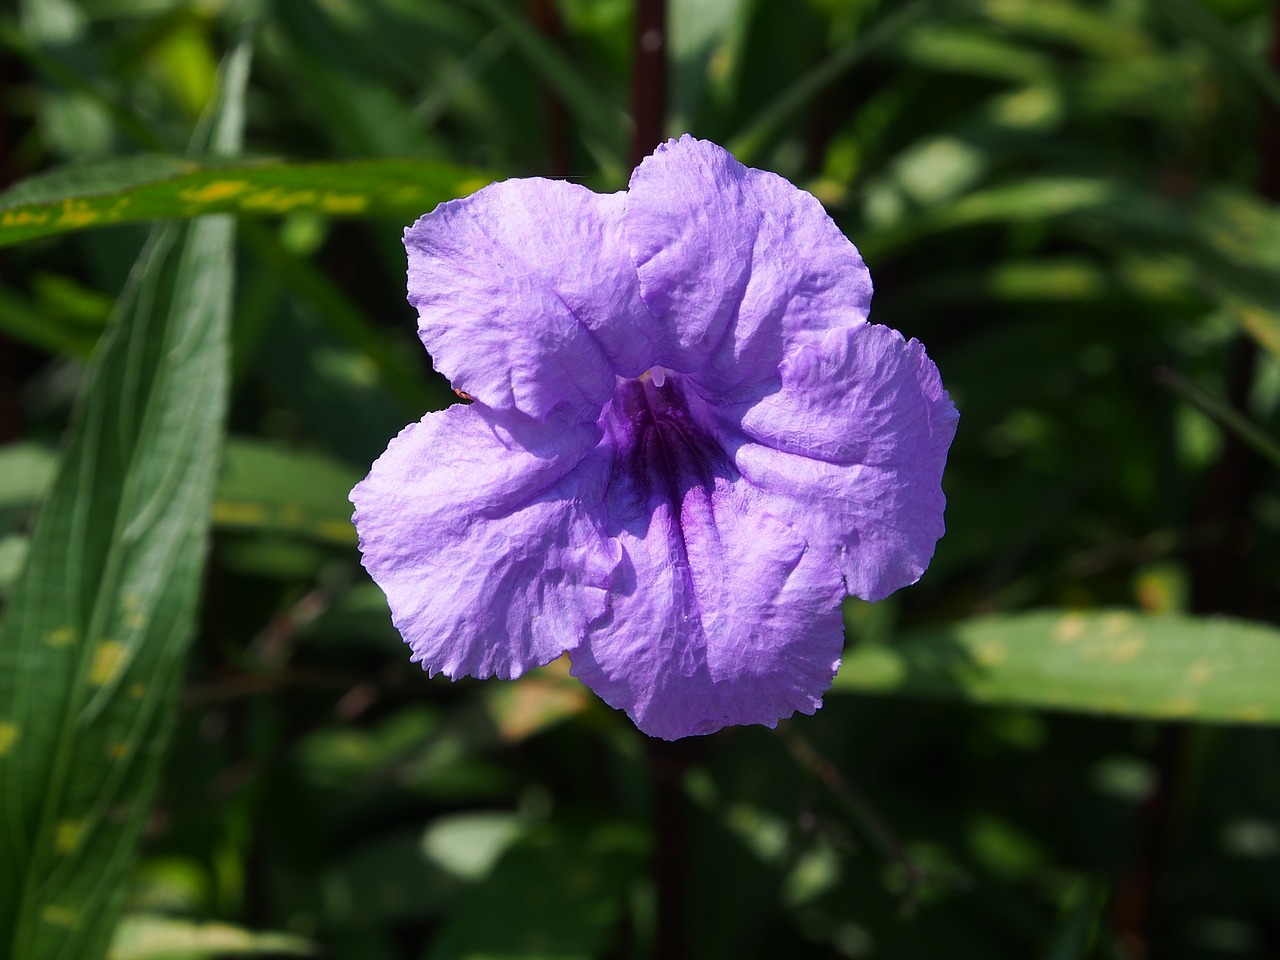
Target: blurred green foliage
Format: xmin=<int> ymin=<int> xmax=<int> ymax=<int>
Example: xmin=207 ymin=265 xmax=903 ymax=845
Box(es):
xmin=0 ymin=0 xmax=1278 ymax=958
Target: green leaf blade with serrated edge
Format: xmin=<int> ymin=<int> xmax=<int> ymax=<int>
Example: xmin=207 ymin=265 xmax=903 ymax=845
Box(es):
xmin=835 ymin=610 xmax=1280 ymax=724
xmin=0 ymin=156 xmax=491 ymax=248
xmin=0 ymin=43 xmax=248 ymax=960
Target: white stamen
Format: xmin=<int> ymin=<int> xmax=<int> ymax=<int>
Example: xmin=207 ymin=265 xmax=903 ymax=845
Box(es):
xmin=650 ymin=365 xmax=666 ymax=387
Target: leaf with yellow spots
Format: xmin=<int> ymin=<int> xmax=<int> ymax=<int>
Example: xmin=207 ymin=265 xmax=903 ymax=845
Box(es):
xmin=0 ymin=40 xmax=247 ymax=960
xmin=43 ymin=626 xmax=75 ymax=648
xmin=835 ymin=609 xmax=1280 ymax=725
xmin=39 ymin=906 xmax=79 ymax=930
xmin=54 ymin=820 xmax=85 ymax=854
xmin=89 ymin=642 xmax=129 ymax=687
xmin=0 ymin=722 xmax=17 ymax=756
xmin=0 ymin=156 xmax=489 ymax=248
xmin=214 ymin=440 xmax=361 ymax=545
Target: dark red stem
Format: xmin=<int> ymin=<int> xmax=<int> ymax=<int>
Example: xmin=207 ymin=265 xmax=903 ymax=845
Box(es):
xmin=629 ymin=0 xmax=667 ymax=167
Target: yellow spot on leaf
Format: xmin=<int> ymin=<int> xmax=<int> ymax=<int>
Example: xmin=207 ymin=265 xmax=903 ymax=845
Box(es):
xmin=1159 ymin=696 xmax=1196 ymax=718
xmin=1054 ymin=613 xmax=1086 ymax=644
xmin=1233 ymin=301 xmax=1280 ymax=360
xmin=45 ymin=627 xmax=75 ymax=648
xmin=319 ymin=192 xmax=368 ymax=213
xmin=1188 ymin=660 xmax=1213 ymax=685
xmin=179 ymin=179 xmax=249 ymax=204
xmin=1 ymin=208 xmax=51 ymax=227
xmin=1101 ymin=612 xmax=1131 ymax=636
xmin=456 ymin=177 xmax=490 ymax=197
xmin=0 ymin=723 xmax=17 ymax=756
xmin=390 ymin=185 xmax=426 ymax=205
xmin=55 ymin=819 xmax=84 ymax=853
xmin=318 ymin=520 xmax=357 ymax=543
xmin=238 ymin=188 xmax=318 ymax=212
xmin=121 ymin=594 xmax=148 ymax=629
xmin=1108 ymin=633 xmax=1146 ymax=663
xmin=1233 ymin=705 xmax=1266 ymax=723
xmin=40 ymin=905 xmax=78 ymax=929
xmin=56 ymin=199 xmax=98 ymax=228
xmin=212 ymin=501 xmax=269 ymax=525
xmin=129 ymin=682 xmax=147 ymax=700
xmin=974 ymin=640 xmax=1008 ymax=667
xmin=90 ymin=641 xmax=128 ymax=686
xmin=107 ymin=741 xmax=130 ymax=759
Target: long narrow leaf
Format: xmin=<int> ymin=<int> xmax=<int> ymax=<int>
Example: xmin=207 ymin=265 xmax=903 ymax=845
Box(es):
xmin=0 ymin=43 xmax=248 ymax=960
xmin=0 ymin=156 xmax=489 ymax=248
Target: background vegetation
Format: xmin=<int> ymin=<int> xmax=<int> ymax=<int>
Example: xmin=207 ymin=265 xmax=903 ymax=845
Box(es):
xmin=1 ymin=0 xmax=1279 ymax=957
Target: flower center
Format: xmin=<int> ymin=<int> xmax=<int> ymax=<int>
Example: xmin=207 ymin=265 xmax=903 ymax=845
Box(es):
xmin=601 ymin=372 xmax=727 ymax=515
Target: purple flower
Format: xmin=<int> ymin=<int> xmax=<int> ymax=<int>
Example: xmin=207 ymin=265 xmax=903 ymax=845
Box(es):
xmin=351 ymin=135 xmax=957 ymax=740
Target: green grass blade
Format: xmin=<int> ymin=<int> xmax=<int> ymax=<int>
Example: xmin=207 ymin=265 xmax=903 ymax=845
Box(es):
xmin=0 ymin=157 xmax=490 ymax=248
xmin=0 ymin=42 xmax=247 ymax=960
xmin=835 ymin=610 xmax=1280 ymax=724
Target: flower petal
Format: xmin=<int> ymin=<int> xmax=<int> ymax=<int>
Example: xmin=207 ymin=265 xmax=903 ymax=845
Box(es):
xmin=405 ymin=180 xmax=658 ymax=421
xmin=718 ymin=324 xmax=959 ymax=601
xmin=350 ymin=404 xmax=619 ymax=680
xmin=571 ymin=377 xmax=846 ymax=740
xmin=624 ymin=135 xmax=873 ymax=395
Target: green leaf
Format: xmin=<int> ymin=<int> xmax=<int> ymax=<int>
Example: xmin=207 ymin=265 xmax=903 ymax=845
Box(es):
xmin=835 ymin=610 xmax=1280 ymax=724
xmin=1042 ymin=880 xmax=1105 ymax=960
xmin=0 ymin=443 xmax=57 ymax=512
xmin=426 ymin=820 xmax=648 ymax=960
xmin=0 ymin=280 xmax=102 ymax=358
xmin=858 ymin=177 xmax=1124 ymax=259
xmin=668 ymin=0 xmax=748 ymax=131
xmin=1155 ymin=367 xmax=1280 ymax=469
xmin=1190 ymin=187 xmax=1280 ymax=363
xmin=468 ymin=0 xmax=628 ymax=171
xmin=982 ymin=0 xmax=1151 ymax=60
xmin=898 ymin=23 xmax=1057 ymax=83
xmin=238 ymin=221 xmax=434 ymax=413
xmin=107 ymin=915 xmax=313 ymax=960
xmin=0 ymin=438 xmax=362 ymax=546
xmin=214 ymin=439 xmax=361 ymax=545
xmin=1232 ymin=299 xmax=1280 ymax=362
xmin=0 ymin=40 xmax=247 ymax=960
xmin=0 ymin=156 xmax=491 ymax=248
xmin=1163 ymin=0 xmax=1280 ymax=112
xmin=728 ymin=1 xmax=928 ymax=163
